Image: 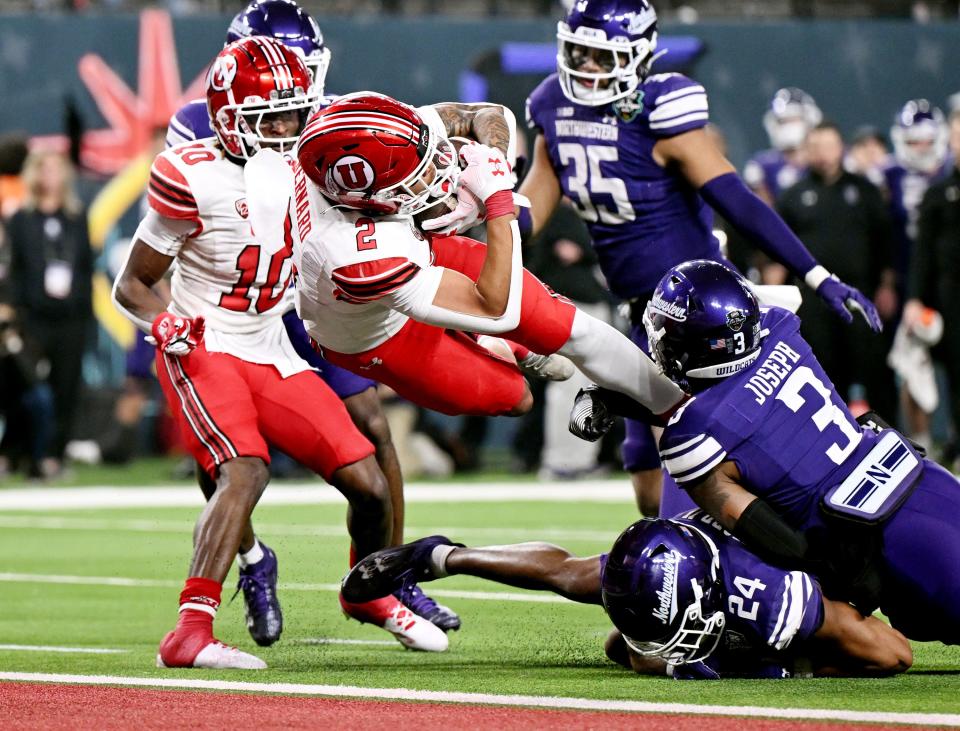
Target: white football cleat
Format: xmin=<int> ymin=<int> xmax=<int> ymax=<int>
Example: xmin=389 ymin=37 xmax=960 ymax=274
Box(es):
xmin=156 ymin=636 xmax=267 ymax=670
xmin=519 ymin=352 xmax=576 ymax=382
xmin=340 ymin=594 xmax=449 ymax=652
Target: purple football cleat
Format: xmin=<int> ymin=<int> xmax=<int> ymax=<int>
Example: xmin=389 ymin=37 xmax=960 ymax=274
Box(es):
xmin=236 ymin=543 xmax=283 ymax=647
xmin=394 ymin=583 xmax=461 ymax=632
xmin=341 ymin=536 xmax=461 ymax=609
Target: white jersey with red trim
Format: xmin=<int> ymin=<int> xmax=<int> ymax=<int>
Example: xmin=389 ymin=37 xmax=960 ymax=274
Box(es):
xmin=292 ymin=168 xmax=432 ymax=354
xmin=144 ymin=138 xmax=311 ymax=376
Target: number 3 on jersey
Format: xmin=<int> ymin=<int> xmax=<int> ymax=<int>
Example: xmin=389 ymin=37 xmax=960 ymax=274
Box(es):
xmin=557 ymin=142 xmax=635 ymax=225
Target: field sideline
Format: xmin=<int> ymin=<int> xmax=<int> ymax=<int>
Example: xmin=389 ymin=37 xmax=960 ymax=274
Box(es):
xmin=1 ymin=478 xmax=959 ymax=728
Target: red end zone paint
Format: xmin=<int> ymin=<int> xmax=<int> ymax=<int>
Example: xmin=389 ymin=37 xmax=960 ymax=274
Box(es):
xmin=0 ymin=683 xmax=925 ymax=730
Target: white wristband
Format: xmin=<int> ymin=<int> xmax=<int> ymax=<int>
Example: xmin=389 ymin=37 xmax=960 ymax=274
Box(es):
xmin=804 ymin=265 xmax=831 ymax=290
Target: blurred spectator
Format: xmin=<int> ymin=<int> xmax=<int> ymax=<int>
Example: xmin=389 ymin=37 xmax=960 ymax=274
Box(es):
xmin=904 ymin=108 xmax=960 ymax=465
xmin=845 ymin=125 xmax=892 ymax=187
xmin=744 ymin=88 xmax=821 ymax=207
xmin=881 ymin=100 xmax=950 ymax=449
xmin=0 ymin=134 xmax=29 ymax=219
xmin=777 ymin=121 xmax=898 ymax=418
xmin=744 ymin=88 xmax=822 ymax=286
xmin=0 ymin=303 xmax=55 ymax=480
xmin=7 ymin=150 xmax=93 ymax=476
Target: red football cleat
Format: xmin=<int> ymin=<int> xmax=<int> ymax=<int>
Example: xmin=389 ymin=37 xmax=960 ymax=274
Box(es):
xmin=339 ymin=593 xmax=448 ymax=652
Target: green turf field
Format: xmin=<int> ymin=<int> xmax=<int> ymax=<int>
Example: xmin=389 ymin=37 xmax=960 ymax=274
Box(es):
xmin=2 ymin=488 xmax=959 ymax=714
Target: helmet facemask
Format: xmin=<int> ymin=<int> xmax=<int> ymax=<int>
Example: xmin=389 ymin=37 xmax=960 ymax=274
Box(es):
xmin=622 ymin=525 xmax=725 ymax=665
xmin=367 ymin=133 xmax=460 ymax=217
xmin=215 ymin=84 xmax=322 ymax=161
xmin=557 ymin=22 xmax=658 ymax=107
xmin=623 ymin=578 xmax=726 ymax=665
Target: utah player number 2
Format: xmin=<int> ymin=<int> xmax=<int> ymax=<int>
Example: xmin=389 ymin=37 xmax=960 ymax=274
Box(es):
xmin=557 ymin=143 xmax=635 ymax=225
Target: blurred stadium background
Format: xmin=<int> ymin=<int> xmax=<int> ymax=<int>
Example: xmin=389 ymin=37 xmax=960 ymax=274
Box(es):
xmin=0 ymin=0 xmax=959 ymax=482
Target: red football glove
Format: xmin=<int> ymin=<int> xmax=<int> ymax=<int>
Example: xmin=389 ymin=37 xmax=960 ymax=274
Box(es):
xmin=151 ymin=312 xmax=205 ymax=356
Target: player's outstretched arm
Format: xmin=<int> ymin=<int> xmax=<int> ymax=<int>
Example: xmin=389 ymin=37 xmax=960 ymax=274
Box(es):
xmin=444 ymin=543 xmax=603 ymax=605
xmin=654 ymin=128 xmax=881 ymax=331
xmin=811 ymin=598 xmax=912 ymax=677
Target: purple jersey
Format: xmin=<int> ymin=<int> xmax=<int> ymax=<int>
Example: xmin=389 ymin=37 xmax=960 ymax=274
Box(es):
xmin=659 ymin=307 xmax=909 ymax=530
xmin=676 ymin=509 xmax=823 ymax=656
xmin=882 ymin=161 xmax=948 ymax=283
xmin=526 ymin=72 xmax=718 ymax=299
xmin=743 ymin=149 xmax=804 ymax=201
xmin=603 ymin=508 xmax=823 ymax=679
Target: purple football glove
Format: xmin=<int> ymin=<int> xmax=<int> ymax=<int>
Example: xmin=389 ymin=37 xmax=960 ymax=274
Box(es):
xmin=816 ymin=276 xmax=882 ymax=332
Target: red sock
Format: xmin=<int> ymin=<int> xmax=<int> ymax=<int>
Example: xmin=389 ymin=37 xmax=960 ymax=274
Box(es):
xmin=177 ymin=576 xmax=223 ymax=628
xmin=349 ymin=545 xmax=358 ymax=568
xmin=506 ymin=340 xmax=531 ymax=361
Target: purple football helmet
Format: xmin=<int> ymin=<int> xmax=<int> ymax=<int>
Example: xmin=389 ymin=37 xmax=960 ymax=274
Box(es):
xmin=891 ymin=99 xmax=948 ymax=174
xmin=763 ymin=87 xmax=822 ymax=152
xmin=226 ymin=0 xmax=331 ymax=92
xmin=602 ymin=519 xmax=725 ymax=665
xmin=644 ymin=260 xmax=762 ymax=389
xmin=556 ymin=0 xmax=661 ymax=107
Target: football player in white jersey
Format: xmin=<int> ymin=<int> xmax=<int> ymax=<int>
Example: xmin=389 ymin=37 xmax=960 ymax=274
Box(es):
xmin=281 ymin=93 xmax=685 ymax=425
xmin=112 ymin=39 xmax=447 ymax=670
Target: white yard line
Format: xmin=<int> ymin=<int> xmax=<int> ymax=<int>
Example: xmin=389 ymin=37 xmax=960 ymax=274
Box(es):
xmin=0 ymin=645 xmax=127 ymax=655
xmin=0 ymin=671 xmax=955 ymax=726
xmin=0 ymin=572 xmax=571 ymax=604
xmin=296 ymin=638 xmax=398 ymax=647
xmin=0 ymin=481 xmax=631 ymax=511
xmin=0 ymin=515 xmax=613 ymax=543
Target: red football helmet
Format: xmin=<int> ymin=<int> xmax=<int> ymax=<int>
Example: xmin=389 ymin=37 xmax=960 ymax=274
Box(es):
xmin=296 ymin=92 xmax=459 ymax=216
xmin=207 ymin=36 xmax=321 ymax=161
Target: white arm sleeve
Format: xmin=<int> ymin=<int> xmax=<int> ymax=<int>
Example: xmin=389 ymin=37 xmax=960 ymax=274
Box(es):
xmin=133 ymin=208 xmax=196 ymax=257
xmin=386 ymin=220 xmax=523 ymax=334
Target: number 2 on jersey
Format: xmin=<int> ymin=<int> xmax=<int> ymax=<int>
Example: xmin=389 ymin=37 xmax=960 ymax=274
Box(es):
xmin=557 ymin=142 xmax=635 ymax=225
xmin=728 ymin=576 xmax=766 ymax=621
xmin=356 ymin=218 xmax=377 ymax=251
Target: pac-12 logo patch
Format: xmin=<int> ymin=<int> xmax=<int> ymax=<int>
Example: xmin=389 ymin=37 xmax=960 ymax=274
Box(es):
xmin=332 ymin=155 xmax=375 ymax=191
xmin=210 ymin=55 xmax=238 ymax=91
xmin=726 ymin=309 xmax=747 ymax=331
xmin=235 ymin=199 xmax=249 ymax=218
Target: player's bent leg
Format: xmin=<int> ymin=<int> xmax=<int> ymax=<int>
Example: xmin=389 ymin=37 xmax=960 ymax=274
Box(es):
xmin=557 ymin=309 xmax=683 ymax=416
xmin=159 ymin=457 xmax=270 ymax=670
xmin=340 ymin=386 xmax=462 ymax=632
xmin=324 ymin=322 xmax=530 ymax=417
xmin=343 ymin=386 xmax=405 ymax=544
xmin=630 ymin=469 xmax=663 ymax=518
xmin=880 ymin=462 xmax=960 ymax=644
xmin=196 ymin=463 xmax=280 ymax=646
xmin=154 ymin=348 xmax=274 ymax=667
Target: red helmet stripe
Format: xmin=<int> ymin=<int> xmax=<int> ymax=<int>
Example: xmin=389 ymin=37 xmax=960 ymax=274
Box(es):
xmin=303 ymin=112 xmax=421 ymax=142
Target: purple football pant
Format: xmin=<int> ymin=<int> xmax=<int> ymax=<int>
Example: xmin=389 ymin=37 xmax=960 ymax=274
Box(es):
xmin=880 ymin=461 xmax=960 ymax=644
xmin=282 ymin=310 xmax=377 ymax=399
xmin=622 ymin=322 xmax=665 ymax=472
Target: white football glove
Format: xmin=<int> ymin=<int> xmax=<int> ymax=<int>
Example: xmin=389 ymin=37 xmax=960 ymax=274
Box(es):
xmin=457 ymin=143 xmax=514 ymax=202
xmin=422 ymin=144 xmax=513 ymax=233
xmin=420 ymin=186 xmax=483 ymax=234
